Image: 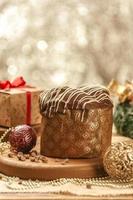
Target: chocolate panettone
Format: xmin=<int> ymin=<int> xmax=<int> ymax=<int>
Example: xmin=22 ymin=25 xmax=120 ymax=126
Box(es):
xmin=39 ymin=86 xmax=113 ymax=158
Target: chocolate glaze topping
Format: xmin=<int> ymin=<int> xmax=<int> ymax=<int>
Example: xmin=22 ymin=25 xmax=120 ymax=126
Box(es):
xmin=39 ymin=86 xmax=113 ymax=121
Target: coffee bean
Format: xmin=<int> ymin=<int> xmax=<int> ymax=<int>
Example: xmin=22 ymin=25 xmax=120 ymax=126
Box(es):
xmin=10 ymin=148 xmax=17 ymax=154
xmin=18 ymin=152 xmax=23 ymax=156
xmin=35 ymin=158 xmax=40 ymax=163
xmin=38 ymin=155 xmax=44 ymax=160
xmin=61 ymin=161 xmax=66 ymax=165
xmin=8 ymin=153 xmax=14 ymax=158
xmin=30 ymin=150 xmax=38 ymax=157
xmin=35 ymin=155 xmax=40 ymax=160
xmin=55 ymin=159 xmax=60 ymax=162
xmin=18 ymin=155 xmax=26 ymax=161
xmin=17 ymin=154 xmax=21 ymax=159
xmin=64 ymin=158 xmax=69 ymax=163
xmin=20 ymin=156 xmax=26 ymax=161
xmin=24 ymin=154 xmax=30 ymax=159
xmin=30 ymin=157 xmax=35 ymax=162
xmin=42 ymin=157 xmax=48 ymax=163
xmin=61 ymin=159 xmax=69 ymax=165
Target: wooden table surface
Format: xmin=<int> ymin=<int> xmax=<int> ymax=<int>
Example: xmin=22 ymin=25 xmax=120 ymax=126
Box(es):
xmin=0 ymin=135 xmax=132 ymax=200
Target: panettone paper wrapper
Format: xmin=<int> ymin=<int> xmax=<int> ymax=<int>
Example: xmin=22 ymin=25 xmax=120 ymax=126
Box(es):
xmin=0 ymin=88 xmax=42 ymax=127
xmin=41 ymin=107 xmax=113 ymax=158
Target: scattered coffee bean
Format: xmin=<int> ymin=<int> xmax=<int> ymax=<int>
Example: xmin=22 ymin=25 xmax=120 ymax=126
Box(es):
xmin=8 ymin=153 xmax=14 ymax=158
xmin=61 ymin=161 xmax=66 ymax=165
xmin=55 ymin=159 xmax=60 ymax=162
xmin=30 ymin=157 xmax=35 ymax=162
xmin=17 ymin=154 xmax=22 ymax=159
xmin=18 ymin=152 xmax=23 ymax=156
xmin=21 ymin=156 xmax=26 ymax=161
xmin=64 ymin=159 xmax=69 ymax=163
xmin=11 ymin=149 xmax=49 ymax=164
xmin=35 ymin=155 xmax=40 ymax=160
xmin=41 ymin=157 xmax=48 ymax=163
xmin=10 ymin=148 xmax=17 ymax=154
xmin=13 ymin=149 xmax=17 ymax=154
xmin=38 ymin=155 xmax=44 ymax=160
xmin=61 ymin=159 xmax=69 ymax=165
xmin=18 ymin=156 xmax=26 ymax=161
xmin=35 ymin=158 xmax=40 ymax=163
xmin=17 ymin=156 xmax=21 ymax=161
xmin=30 ymin=150 xmax=38 ymax=157
xmin=30 ymin=152 xmax=36 ymax=157
xmin=24 ymin=154 xmax=30 ymax=159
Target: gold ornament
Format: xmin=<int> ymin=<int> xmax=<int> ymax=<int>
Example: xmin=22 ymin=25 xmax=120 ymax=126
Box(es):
xmin=108 ymin=79 xmax=133 ymax=103
xmin=103 ymin=141 xmax=133 ymax=180
xmin=0 ymin=128 xmax=11 ymax=154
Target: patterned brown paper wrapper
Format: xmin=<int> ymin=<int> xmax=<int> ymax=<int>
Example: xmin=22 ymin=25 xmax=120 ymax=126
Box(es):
xmin=0 ymin=87 xmax=42 ymax=127
xmin=41 ymin=107 xmax=113 ymax=158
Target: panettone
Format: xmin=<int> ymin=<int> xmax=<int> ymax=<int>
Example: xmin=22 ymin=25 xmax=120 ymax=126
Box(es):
xmin=39 ymin=86 xmax=113 ymax=158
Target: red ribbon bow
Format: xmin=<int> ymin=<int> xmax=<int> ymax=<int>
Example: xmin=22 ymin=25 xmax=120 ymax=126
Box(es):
xmin=0 ymin=76 xmax=26 ymax=89
xmin=0 ymin=76 xmax=31 ymax=125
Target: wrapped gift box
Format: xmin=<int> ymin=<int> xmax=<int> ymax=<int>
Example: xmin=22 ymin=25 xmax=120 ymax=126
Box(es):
xmin=0 ymin=87 xmax=42 ymax=127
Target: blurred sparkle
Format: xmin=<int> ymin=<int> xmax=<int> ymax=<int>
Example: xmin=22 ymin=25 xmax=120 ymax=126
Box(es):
xmin=54 ymin=41 xmax=67 ymax=52
xmin=37 ymin=40 xmax=48 ymax=51
xmin=0 ymin=0 xmax=132 ymax=88
xmin=77 ymin=4 xmax=89 ymax=16
xmin=0 ymin=5 xmax=27 ymax=39
xmin=57 ymin=11 xmax=68 ymax=24
xmin=51 ymin=71 xmax=66 ymax=85
xmin=7 ymin=65 xmax=18 ymax=76
xmin=75 ymin=25 xmax=88 ymax=46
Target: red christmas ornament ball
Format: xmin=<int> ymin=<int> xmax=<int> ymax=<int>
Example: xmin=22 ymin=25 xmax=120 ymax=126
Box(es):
xmin=9 ymin=125 xmax=37 ymax=153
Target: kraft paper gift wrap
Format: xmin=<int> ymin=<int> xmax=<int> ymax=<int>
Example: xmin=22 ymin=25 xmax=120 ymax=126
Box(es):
xmin=0 ymin=87 xmax=42 ymax=127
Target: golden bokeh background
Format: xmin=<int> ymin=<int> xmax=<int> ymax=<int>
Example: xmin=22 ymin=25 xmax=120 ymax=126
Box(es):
xmin=0 ymin=0 xmax=133 ymax=88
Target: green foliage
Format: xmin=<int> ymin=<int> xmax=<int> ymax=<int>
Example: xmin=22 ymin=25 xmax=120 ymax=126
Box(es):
xmin=114 ymin=101 xmax=133 ymax=139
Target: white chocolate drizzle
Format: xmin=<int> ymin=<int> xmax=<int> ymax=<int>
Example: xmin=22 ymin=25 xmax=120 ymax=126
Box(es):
xmin=40 ymin=86 xmax=113 ymax=122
